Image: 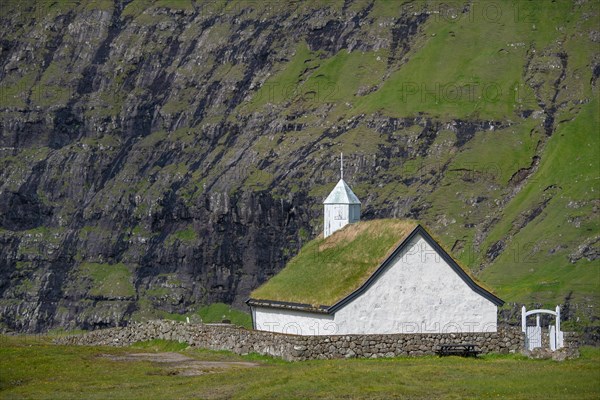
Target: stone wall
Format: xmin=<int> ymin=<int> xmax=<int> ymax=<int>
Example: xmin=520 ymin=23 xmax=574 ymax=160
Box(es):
xmin=53 ymin=320 xmax=558 ymax=361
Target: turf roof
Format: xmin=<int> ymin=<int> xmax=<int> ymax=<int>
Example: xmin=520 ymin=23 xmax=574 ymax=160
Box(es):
xmin=251 ymin=219 xmax=501 ymax=308
xmin=250 ymin=219 xmax=419 ymax=307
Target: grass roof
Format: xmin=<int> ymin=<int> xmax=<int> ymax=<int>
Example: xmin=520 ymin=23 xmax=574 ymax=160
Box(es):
xmin=251 ymin=219 xmax=419 ymax=307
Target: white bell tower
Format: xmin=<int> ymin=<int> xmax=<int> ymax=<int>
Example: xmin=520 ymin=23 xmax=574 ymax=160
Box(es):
xmin=323 ymin=153 xmax=361 ymax=238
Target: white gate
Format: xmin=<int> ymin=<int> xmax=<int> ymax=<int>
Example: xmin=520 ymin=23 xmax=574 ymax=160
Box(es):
xmin=549 ymin=325 xmax=556 ymax=350
xmin=549 ymin=325 xmax=564 ymax=351
xmin=526 ymin=326 xmax=542 ymax=350
xmin=521 ymin=305 xmax=563 ymax=351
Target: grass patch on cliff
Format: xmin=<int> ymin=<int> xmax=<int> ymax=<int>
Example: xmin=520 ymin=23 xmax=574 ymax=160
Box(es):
xmin=79 ymin=263 xmax=136 ymax=298
xmin=243 ymin=42 xmax=387 ymax=113
xmin=173 ymin=227 xmax=197 ymax=242
xmin=244 ymin=167 xmax=274 ymax=190
xmin=123 ymin=0 xmax=193 ymax=18
xmin=243 ymin=42 xmax=316 ymax=110
xmin=1 ymin=336 xmax=599 ymax=399
xmin=163 ymin=226 xmax=198 ymax=246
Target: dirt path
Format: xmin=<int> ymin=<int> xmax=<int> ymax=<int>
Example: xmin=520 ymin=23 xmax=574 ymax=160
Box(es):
xmin=101 ymin=352 xmax=260 ymax=376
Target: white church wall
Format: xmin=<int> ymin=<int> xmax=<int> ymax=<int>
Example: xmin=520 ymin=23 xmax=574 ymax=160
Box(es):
xmin=252 ymin=306 xmax=337 ymax=335
xmin=332 ymin=233 xmax=498 ymax=334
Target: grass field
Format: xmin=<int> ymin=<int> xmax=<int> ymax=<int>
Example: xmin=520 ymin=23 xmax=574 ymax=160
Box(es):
xmin=132 ymin=303 xmax=253 ymax=329
xmin=197 ymin=303 xmax=253 ymax=329
xmin=1 ymin=336 xmax=599 ymax=399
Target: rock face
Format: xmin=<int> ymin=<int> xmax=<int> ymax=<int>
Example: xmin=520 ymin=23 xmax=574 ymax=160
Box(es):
xmin=0 ymin=1 xmax=598 ymax=332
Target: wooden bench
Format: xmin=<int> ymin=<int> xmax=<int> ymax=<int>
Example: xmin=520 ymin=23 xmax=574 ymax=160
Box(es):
xmin=437 ymin=344 xmax=481 ymax=357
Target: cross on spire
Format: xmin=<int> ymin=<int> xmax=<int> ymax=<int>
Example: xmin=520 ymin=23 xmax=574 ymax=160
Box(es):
xmin=340 ymin=152 xmax=344 ymax=180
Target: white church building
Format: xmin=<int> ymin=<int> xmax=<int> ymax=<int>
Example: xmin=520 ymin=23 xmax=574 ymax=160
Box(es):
xmin=247 ymin=157 xmax=504 ymax=335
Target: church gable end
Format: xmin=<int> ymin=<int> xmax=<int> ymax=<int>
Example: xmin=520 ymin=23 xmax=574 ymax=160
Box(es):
xmin=330 ymin=225 xmax=504 ymax=314
xmin=327 ymin=226 xmax=502 ymax=334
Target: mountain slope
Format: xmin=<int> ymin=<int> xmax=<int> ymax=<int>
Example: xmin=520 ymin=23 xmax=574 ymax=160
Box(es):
xmin=0 ymin=0 xmax=598 ymax=334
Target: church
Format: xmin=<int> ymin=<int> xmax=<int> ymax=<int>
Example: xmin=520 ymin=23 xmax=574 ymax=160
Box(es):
xmin=247 ymin=156 xmax=504 ymax=335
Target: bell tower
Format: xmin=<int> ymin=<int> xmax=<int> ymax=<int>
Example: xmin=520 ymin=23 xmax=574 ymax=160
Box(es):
xmin=323 ymin=153 xmax=361 ymax=238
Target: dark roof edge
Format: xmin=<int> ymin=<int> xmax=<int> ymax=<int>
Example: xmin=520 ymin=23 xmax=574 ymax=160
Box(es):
xmin=246 ymin=298 xmax=331 ymax=314
xmin=328 ymin=225 xmax=504 ymax=312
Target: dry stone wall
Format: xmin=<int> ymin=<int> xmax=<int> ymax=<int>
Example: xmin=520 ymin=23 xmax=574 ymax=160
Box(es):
xmin=51 ymin=320 xmax=575 ymax=361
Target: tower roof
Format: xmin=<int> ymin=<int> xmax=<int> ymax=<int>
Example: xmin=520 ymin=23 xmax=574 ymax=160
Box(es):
xmin=323 ymin=179 xmax=361 ymax=204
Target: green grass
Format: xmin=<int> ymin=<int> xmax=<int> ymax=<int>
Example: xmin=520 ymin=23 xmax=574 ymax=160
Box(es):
xmin=198 ymin=303 xmax=252 ymax=329
xmin=130 ymin=339 xmax=189 ymax=352
xmin=243 ymin=167 xmax=274 ymax=191
xmin=0 ymin=0 xmax=585 ymax=125
xmin=448 ymin=120 xmax=541 ymax=184
xmin=122 ymin=0 xmax=194 ymax=18
xmin=172 ymin=227 xmax=197 ymax=242
xmin=402 ymin=120 xmax=543 ymax=268
xmin=130 ymin=303 xmax=253 ymax=329
xmin=480 ymin=97 xmax=600 ymax=311
xmin=243 ymin=42 xmax=387 ymax=116
xmin=1 ymin=335 xmax=599 ymax=399
xmin=251 ymin=220 xmax=419 ymax=306
xmin=356 ymin=1 xmax=572 ymax=119
xmin=79 ymin=263 xmax=136 ymax=298
xmin=243 ymin=42 xmax=317 ymax=111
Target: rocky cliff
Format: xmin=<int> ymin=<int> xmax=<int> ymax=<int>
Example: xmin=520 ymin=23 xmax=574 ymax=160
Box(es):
xmin=0 ymin=0 xmax=598 ymax=333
